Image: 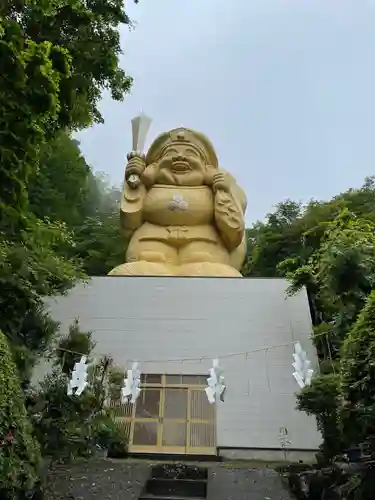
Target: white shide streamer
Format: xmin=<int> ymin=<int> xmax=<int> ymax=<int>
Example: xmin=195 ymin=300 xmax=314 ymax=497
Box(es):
xmin=121 ymin=361 xmax=141 ymax=404
xmin=67 ymin=356 xmax=89 ymax=396
xmin=292 ymin=342 xmax=314 ymax=389
xmin=205 ymin=358 xmax=226 ymax=404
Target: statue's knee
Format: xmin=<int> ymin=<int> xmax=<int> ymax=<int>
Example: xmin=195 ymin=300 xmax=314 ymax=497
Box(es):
xmin=180 ymin=251 xmax=213 ymax=264
xmin=178 ymin=262 xmax=242 ymax=277
xmin=139 ymin=251 xmax=167 ymax=263
xmin=108 ymin=261 xmax=174 ymax=276
xmin=180 ymin=242 xmax=230 ymax=265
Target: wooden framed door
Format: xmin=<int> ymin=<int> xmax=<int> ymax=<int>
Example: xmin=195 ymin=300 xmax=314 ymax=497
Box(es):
xmin=112 ymin=374 xmax=216 ymax=455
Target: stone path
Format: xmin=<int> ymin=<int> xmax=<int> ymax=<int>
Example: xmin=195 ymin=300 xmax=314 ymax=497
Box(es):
xmin=45 ymin=459 xmax=292 ymax=500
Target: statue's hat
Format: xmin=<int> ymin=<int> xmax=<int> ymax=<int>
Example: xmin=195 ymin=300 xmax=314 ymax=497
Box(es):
xmin=146 ymin=127 xmax=218 ymax=169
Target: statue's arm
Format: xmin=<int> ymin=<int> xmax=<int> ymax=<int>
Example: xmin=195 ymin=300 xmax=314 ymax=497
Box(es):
xmin=120 ymin=182 xmax=146 ymax=239
xmin=214 ymin=178 xmax=246 ymax=252
xmin=120 ymin=160 xmax=159 ymax=238
xmin=120 ymin=155 xmax=151 ymax=238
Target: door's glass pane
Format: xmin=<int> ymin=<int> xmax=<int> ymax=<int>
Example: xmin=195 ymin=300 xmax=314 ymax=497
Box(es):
xmin=164 ymin=389 xmax=187 ymax=419
xmin=133 ymin=422 xmax=158 ymax=445
xmin=140 ymin=374 xmax=162 ymax=384
xmin=165 ymin=375 xmax=206 ymax=385
xmin=182 ymin=375 xmax=207 ymax=385
xmin=162 ymin=421 xmax=186 ymax=446
xmin=190 ymin=422 xmax=215 ymax=447
xmin=190 ymin=390 xmax=215 ymax=420
xmin=135 ymin=389 xmax=161 ymax=418
xmin=165 ymin=375 xmax=183 ymax=385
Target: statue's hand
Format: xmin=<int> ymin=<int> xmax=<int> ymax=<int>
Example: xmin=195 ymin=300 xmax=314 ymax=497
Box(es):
xmin=212 ymin=171 xmax=231 ymax=193
xmin=125 ymin=152 xmax=146 ymax=189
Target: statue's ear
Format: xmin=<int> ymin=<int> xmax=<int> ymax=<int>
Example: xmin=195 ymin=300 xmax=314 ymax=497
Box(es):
xmin=204 ymin=164 xmax=216 ymax=186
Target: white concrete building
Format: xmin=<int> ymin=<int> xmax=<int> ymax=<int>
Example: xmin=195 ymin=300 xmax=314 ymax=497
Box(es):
xmin=38 ymin=276 xmax=321 ymax=461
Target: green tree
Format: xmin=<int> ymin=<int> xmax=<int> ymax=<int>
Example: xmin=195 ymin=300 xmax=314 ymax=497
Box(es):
xmin=243 ymin=178 xmax=375 ymax=470
xmin=1 ymin=0 xmax=137 ymax=226
xmin=0 ymin=330 xmax=42 ymax=498
xmin=341 ymin=291 xmax=375 ymax=449
xmin=243 ymin=200 xmax=304 ymax=277
xmin=281 ymin=210 xmax=375 ymax=355
xmin=1 ymin=0 xmax=138 ymax=375
xmin=0 ymin=17 xmax=71 ymax=230
xmin=73 ymin=211 xmax=125 ymax=275
xmin=0 ymin=16 xmax=85 ymax=379
xmin=0 ymin=217 xmax=85 ymax=381
xmin=5 ymin=0 xmax=135 ymax=130
xmin=297 ymin=374 xmax=341 ymax=460
xmin=28 ymin=132 xmax=92 ymax=226
xmin=28 ymin=133 xmax=124 ymax=275
xmin=244 ymin=177 xmax=375 ymax=280
xmin=280 ymin=208 xmax=375 ymax=461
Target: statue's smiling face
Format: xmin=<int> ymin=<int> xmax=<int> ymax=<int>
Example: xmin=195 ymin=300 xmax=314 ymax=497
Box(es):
xmin=156 ymin=144 xmax=207 ymax=186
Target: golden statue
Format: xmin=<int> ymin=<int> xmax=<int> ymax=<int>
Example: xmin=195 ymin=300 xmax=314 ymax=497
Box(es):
xmin=109 ymin=122 xmax=247 ymax=277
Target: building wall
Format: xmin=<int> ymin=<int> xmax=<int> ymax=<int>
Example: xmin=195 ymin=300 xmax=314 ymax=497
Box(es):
xmin=39 ymin=276 xmax=322 ymax=454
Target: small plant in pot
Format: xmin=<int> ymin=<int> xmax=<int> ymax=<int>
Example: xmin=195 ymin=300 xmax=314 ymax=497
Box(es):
xmin=94 ymin=414 xmax=128 ymax=458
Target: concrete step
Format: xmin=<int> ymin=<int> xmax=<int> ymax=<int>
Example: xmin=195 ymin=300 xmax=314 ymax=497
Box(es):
xmin=145 ymin=478 xmax=207 ymax=499
xmin=139 ymin=495 xmax=205 ymax=500
xmin=151 ymin=464 xmax=208 ymax=481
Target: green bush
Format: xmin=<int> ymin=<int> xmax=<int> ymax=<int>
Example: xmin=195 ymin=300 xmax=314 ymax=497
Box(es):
xmin=30 ymin=369 xmax=127 ymax=461
xmin=297 ymin=373 xmax=342 ymax=461
xmin=0 ymin=330 xmax=41 ymax=499
xmin=29 ymin=322 xmax=127 ymax=461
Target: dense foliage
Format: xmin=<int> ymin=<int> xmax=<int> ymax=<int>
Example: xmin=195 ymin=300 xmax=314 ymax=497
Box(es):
xmin=0 ymin=331 xmax=41 ymax=498
xmin=0 ymin=217 xmax=84 ymax=382
xmin=244 ymin=177 xmax=375 ymax=281
xmin=0 ymin=17 xmax=69 ymax=226
xmin=297 ymin=374 xmax=341 ymax=460
xmin=243 ymin=178 xmax=375 ymax=497
xmin=340 ymin=291 xmax=375 ymax=450
xmin=0 ymin=0 xmax=133 ymax=381
xmin=28 ymin=132 xmax=124 ymax=275
xmin=29 ymin=322 xmax=127 ymax=461
xmin=1 ymin=0 xmax=133 ymax=130
xmin=0 ymin=1 xmax=134 ymax=494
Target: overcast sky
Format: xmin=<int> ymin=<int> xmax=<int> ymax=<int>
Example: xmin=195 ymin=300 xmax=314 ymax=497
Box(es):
xmin=77 ymin=0 xmax=375 ymax=224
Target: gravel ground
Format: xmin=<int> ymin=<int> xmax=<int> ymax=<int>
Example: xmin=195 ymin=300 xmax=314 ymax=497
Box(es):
xmin=210 ymin=464 xmax=293 ymax=500
xmin=45 ymin=459 xmax=293 ymax=500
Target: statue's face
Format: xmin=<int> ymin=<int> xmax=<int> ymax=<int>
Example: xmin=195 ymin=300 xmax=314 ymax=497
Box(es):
xmin=155 ymin=143 xmax=209 ymax=186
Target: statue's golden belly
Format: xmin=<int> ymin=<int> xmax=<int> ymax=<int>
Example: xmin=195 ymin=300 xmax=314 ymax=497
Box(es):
xmin=133 ymin=184 xmax=221 ymax=249
xmin=143 ymin=185 xmax=214 ymax=227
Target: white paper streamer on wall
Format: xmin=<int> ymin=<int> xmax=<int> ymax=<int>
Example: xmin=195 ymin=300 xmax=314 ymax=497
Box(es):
xmin=67 ymin=356 xmax=88 ymax=396
xmin=205 ymin=358 xmax=226 ymax=404
xmin=121 ymin=361 xmax=141 ymax=404
xmin=292 ymin=342 xmax=314 ymax=389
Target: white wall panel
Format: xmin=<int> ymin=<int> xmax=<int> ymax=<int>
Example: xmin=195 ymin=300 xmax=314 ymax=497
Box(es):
xmin=40 ymin=276 xmax=322 ymax=451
